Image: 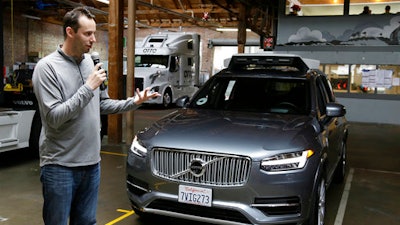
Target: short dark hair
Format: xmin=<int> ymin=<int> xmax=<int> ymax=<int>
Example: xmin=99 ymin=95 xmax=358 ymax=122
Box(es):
xmin=385 ymin=5 xmax=391 ymax=11
xmin=63 ymin=7 xmax=96 ymax=38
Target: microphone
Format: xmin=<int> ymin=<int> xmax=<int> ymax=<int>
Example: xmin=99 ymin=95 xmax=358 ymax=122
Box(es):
xmin=91 ymin=51 xmax=108 ymax=90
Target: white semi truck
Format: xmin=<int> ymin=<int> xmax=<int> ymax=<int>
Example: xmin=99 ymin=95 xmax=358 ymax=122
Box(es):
xmin=133 ymin=32 xmax=201 ymax=107
xmin=0 ymin=66 xmax=41 ymax=154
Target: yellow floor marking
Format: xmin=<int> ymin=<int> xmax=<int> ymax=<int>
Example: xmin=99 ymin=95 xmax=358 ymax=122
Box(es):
xmin=105 ymin=209 xmax=135 ymax=225
xmin=100 ymin=150 xmax=127 ymax=157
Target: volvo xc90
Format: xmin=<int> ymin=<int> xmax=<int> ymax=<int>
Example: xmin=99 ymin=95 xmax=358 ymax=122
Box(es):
xmin=126 ymin=53 xmax=349 ymax=225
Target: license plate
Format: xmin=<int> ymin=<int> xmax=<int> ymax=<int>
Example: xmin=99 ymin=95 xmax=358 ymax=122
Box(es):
xmin=178 ymin=185 xmax=212 ymax=207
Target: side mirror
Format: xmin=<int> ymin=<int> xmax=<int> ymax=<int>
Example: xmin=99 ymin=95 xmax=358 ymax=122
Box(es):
xmin=223 ymin=58 xmax=231 ymax=68
xmin=176 ymin=96 xmax=190 ymax=108
xmin=326 ymin=102 xmax=346 ymax=117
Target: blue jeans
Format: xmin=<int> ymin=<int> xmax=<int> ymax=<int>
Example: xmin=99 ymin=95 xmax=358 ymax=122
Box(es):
xmin=40 ymin=163 xmax=100 ymax=225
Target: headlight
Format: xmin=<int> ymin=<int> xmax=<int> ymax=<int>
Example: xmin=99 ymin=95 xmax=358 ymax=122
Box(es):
xmin=130 ymin=136 xmax=147 ymax=157
xmin=260 ymin=150 xmax=314 ymax=172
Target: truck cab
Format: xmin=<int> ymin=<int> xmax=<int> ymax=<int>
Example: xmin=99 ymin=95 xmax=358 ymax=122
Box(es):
xmin=134 ymin=32 xmax=201 ymax=107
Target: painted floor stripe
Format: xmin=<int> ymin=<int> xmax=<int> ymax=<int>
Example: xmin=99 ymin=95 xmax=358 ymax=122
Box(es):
xmin=105 ymin=209 xmax=134 ymax=225
xmin=334 ymin=167 xmax=354 ymax=225
xmin=100 ymin=150 xmax=127 ymax=157
xmin=355 ymin=167 xmax=400 ymax=175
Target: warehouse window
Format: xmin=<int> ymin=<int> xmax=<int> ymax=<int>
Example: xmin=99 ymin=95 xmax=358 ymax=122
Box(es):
xmin=285 ymin=1 xmax=400 ymax=16
xmin=285 ymin=0 xmax=344 ymax=16
xmin=349 ymin=1 xmax=400 ymax=15
xmin=322 ymin=64 xmax=400 ymax=95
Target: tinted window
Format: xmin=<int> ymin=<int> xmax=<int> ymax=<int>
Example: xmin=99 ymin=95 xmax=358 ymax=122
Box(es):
xmin=190 ymin=76 xmax=310 ymax=115
xmin=135 ymin=55 xmax=169 ymax=68
xmin=316 ymin=77 xmax=329 ymax=116
xmin=321 ymin=75 xmax=335 ymax=102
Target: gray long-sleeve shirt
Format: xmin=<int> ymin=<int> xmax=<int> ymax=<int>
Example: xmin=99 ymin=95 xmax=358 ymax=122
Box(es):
xmin=32 ymin=47 xmax=139 ymax=167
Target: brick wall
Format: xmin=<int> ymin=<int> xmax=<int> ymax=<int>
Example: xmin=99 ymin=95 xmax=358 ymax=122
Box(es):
xmin=3 ymin=12 xmax=259 ymax=75
xmin=3 ymin=12 xmax=109 ymax=69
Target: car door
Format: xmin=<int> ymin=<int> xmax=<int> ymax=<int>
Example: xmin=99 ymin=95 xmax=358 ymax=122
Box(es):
xmin=316 ymin=76 xmax=341 ymax=181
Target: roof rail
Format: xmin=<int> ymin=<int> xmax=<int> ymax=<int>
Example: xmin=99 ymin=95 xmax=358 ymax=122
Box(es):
xmin=227 ymin=53 xmax=320 ymax=73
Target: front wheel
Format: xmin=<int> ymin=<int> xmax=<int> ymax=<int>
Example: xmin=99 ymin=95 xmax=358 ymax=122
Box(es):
xmin=162 ymin=89 xmax=172 ymax=108
xmin=308 ymin=176 xmax=326 ymax=225
xmin=29 ymin=111 xmax=42 ymax=157
xmin=333 ymin=142 xmax=347 ymax=183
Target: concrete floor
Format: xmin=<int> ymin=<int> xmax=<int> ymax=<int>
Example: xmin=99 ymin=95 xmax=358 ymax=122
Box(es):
xmin=0 ymin=108 xmax=399 ymax=225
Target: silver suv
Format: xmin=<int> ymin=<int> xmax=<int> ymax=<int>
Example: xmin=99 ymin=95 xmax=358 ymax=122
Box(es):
xmin=126 ymin=53 xmax=349 ymax=225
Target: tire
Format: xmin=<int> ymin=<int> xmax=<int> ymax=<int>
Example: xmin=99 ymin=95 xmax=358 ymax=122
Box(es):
xmin=333 ymin=142 xmax=346 ymax=183
xmin=100 ymin=114 xmax=108 ymax=140
xmin=28 ymin=111 xmax=42 ymax=157
xmin=162 ymin=89 xmax=172 ymax=108
xmin=308 ymin=176 xmax=326 ymax=225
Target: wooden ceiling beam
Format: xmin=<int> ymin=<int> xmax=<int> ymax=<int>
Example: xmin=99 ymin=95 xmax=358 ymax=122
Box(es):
xmin=134 ymin=8 xmax=238 ymax=15
xmin=135 ymin=18 xmax=238 ymax=28
xmin=9 ymin=0 xmax=277 ymax=31
xmin=136 ymin=0 xmax=224 ymax=28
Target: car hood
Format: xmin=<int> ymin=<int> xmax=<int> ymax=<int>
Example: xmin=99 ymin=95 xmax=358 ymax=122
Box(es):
xmin=138 ymin=109 xmax=319 ymax=158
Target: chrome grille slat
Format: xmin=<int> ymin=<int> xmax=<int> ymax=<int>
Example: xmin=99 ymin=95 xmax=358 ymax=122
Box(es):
xmin=151 ymin=148 xmax=251 ymax=187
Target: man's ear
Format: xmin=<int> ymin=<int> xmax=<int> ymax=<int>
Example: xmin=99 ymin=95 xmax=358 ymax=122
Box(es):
xmin=65 ymin=26 xmax=74 ymax=37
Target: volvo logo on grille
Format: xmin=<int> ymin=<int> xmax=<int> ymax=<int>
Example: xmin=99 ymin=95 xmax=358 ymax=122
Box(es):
xmin=189 ymin=158 xmax=206 ymax=177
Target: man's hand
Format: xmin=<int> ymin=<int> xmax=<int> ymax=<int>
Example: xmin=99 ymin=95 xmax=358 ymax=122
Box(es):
xmin=86 ymin=63 xmax=107 ymax=90
xmin=134 ymin=87 xmax=161 ymax=105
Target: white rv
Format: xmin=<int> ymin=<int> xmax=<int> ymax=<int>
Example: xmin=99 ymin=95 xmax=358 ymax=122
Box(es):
xmin=134 ymin=32 xmax=201 ymax=107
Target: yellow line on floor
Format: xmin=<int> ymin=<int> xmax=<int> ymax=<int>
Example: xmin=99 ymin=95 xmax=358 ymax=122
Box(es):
xmin=100 ymin=151 xmax=127 ymax=157
xmin=105 ymin=209 xmax=134 ymax=225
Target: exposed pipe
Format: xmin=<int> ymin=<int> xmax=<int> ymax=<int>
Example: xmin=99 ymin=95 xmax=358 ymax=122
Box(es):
xmin=11 ymin=0 xmax=14 ymax=64
xmin=55 ymin=0 xmax=222 ymax=29
xmin=178 ymin=0 xmax=194 ymax=18
xmin=53 ymin=0 xmax=108 ymax=15
xmin=137 ymin=0 xmax=222 ymax=28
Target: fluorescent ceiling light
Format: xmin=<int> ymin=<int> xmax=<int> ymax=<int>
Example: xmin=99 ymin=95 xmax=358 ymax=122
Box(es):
xmin=96 ymin=0 xmax=109 ymax=4
xmin=22 ymin=14 xmax=41 ymax=20
xmin=216 ymin=28 xmax=251 ymax=32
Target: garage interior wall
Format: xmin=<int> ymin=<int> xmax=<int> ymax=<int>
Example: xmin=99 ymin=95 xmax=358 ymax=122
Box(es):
xmin=4 ymin=8 xmax=400 ymax=126
xmin=2 ymin=11 xmax=260 ymax=77
xmin=2 ymin=12 xmax=109 ymax=68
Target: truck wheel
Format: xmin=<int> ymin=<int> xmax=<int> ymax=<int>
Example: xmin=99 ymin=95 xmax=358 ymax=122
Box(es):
xmin=162 ymin=90 xmax=172 ymax=108
xmin=29 ymin=111 xmax=42 ymax=157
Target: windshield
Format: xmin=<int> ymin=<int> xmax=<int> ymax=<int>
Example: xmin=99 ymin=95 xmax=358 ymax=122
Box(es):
xmin=190 ymin=76 xmax=310 ymax=115
xmin=135 ymin=55 xmax=169 ymax=68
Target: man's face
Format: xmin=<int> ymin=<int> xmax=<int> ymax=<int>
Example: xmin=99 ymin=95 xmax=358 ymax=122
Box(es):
xmin=71 ymin=16 xmax=97 ymax=55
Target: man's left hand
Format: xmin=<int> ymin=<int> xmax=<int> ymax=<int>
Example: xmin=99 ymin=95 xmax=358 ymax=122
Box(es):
xmin=134 ymin=87 xmax=161 ymax=105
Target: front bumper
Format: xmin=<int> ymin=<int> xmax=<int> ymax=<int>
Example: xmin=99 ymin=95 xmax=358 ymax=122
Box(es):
xmin=126 ymin=151 xmax=320 ymax=225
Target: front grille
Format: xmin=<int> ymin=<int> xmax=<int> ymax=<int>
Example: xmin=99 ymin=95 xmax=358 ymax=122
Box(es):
xmin=151 ymin=148 xmax=251 ymax=186
xmin=147 ymin=199 xmax=252 ymax=224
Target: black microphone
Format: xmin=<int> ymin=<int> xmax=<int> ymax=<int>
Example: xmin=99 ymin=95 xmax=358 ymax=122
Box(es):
xmin=91 ymin=52 xmax=108 ymax=90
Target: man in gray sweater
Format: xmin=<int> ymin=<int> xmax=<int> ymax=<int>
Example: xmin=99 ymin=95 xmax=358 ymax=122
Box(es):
xmin=32 ymin=7 xmax=160 ymax=225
